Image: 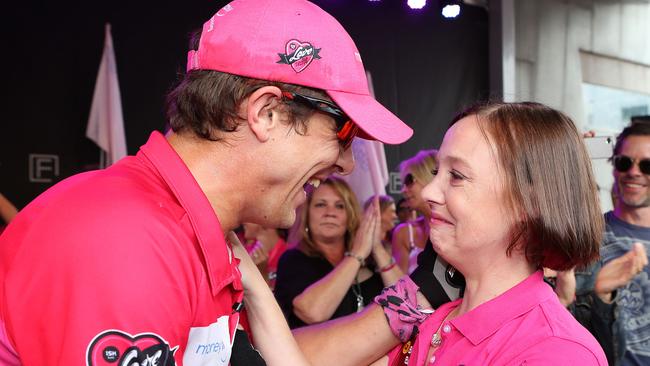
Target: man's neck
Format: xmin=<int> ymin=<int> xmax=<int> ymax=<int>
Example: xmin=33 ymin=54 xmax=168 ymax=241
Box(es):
xmin=166 ymin=131 xmax=247 ymax=234
xmin=613 ymin=205 xmax=650 ymax=227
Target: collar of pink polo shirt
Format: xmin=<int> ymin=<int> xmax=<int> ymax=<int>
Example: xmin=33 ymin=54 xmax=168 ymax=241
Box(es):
xmin=140 ymin=131 xmax=243 ymax=296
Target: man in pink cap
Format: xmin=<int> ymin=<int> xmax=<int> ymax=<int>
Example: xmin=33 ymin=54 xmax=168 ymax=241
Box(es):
xmin=0 ymin=0 xmax=411 ymax=365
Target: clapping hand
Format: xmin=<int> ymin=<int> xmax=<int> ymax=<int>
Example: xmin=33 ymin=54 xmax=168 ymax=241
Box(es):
xmin=595 ymin=242 xmax=648 ymax=303
xmin=349 ymin=197 xmax=381 ymax=261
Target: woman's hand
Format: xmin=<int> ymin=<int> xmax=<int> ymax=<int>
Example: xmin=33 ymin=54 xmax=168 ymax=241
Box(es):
xmin=228 ymin=231 xmax=311 ymax=366
xmin=248 ymin=240 xmax=269 ymax=266
xmin=349 ymin=197 xmax=381 ymax=260
xmin=228 ymin=232 xmax=267 ymax=293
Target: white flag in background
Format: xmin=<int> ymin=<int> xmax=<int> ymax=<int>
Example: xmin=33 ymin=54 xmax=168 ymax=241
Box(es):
xmin=341 ymin=72 xmax=390 ymax=204
xmin=86 ymin=23 xmax=127 ymax=167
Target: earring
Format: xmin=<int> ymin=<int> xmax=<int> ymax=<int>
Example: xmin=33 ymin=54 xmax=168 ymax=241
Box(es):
xmin=447 ymin=266 xmax=456 ymax=278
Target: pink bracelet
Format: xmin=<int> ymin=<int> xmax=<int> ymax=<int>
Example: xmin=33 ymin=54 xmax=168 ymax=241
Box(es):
xmin=373 ymin=276 xmax=431 ymax=342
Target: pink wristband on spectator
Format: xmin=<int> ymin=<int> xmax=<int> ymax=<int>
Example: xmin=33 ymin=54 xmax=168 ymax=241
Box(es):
xmin=373 ymin=276 xmax=431 ymax=342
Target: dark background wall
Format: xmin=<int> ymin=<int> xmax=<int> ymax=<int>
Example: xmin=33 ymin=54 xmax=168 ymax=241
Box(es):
xmin=1 ymin=0 xmax=488 ymax=209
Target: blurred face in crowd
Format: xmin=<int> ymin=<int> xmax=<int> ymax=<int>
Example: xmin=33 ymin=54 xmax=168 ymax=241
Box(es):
xmin=397 ymin=200 xmax=413 ymax=223
xmin=614 ymin=135 xmax=650 ymax=210
xmin=308 ymin=184 xmax=348 ymax=242
xmin=380 ymin=202 xmax=398 ymax=235
xmin=422 ymin=116 xmax=512 ymax=268
xmin=243 ymin=222 xmax=263 ymax=241
xmin=401 ymin=172 xmax=427 ymax=214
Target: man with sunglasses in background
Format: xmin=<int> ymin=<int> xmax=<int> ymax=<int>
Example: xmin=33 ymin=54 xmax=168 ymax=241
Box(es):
xmin=572 ymin=116 xmax=650 ymax=366
xmin=0 ymin=1 xmax=412 ymax=365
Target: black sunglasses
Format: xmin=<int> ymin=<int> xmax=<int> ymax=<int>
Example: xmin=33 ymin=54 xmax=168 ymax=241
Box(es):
xmin=403 ymin=173 xmax=415 ymax=187
xmin=281 ymin=91 xmax=359 ymax=150
xmin=613 ymin=155 xmax=650 ymax=175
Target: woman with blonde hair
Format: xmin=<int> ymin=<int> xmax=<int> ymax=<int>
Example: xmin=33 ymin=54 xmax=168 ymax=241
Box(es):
xmin=393 ymin=150 xmax=437 ymax=273
xmin=274 ymin=176 xmax=403 ymax=328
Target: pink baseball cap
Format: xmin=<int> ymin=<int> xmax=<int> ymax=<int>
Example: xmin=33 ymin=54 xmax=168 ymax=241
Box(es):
xmin=186 ymin=0 xmax=412 ymax=144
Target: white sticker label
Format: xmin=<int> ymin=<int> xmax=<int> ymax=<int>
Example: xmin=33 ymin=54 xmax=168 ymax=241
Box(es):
xmin=183 ymin=316 xmax=232 ymax=366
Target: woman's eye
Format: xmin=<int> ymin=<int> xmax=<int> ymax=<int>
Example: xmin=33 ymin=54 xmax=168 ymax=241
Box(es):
xmin=336 ymin=203 xmax=345 ymax=210
xmin=431 ymin=169 xmax=439 ymax=176
xmin=315 ymin=202 xmax=326 ymax=207
xmin=450 ymin=170 xmax=466 ymax=181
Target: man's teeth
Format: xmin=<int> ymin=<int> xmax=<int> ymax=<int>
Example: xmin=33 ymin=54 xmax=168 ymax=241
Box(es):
xmin=625 ymin=183 xmax=645 ymax=188
xmin=308 ymin=178 xmax=321 ymax=188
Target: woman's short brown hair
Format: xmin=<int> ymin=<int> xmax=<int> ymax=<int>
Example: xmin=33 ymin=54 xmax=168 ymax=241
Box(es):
xmin=297 ymin=176 xmax=362 ymax=257
xmin=453 ymin=102 xmax=603 ymax=270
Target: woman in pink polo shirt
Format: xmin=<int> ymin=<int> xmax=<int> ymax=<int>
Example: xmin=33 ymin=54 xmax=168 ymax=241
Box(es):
xmin=233 ymin=102 xmax=608 ymax=366
xmin=381 ymin=102 xmax=607 ymax=365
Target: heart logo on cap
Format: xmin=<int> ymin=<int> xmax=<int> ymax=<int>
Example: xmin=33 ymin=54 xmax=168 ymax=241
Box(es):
xmin=277 ymin=39 xmax=322 ymax=73
xmin=87 ymin=330 xmax=178 ymax=366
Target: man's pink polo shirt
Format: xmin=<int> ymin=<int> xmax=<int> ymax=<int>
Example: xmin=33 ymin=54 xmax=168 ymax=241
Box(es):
xmin=388 ymin=271 xmax=607 ymax=365
xmin=0 ymin=132 xmax=243 ymax=365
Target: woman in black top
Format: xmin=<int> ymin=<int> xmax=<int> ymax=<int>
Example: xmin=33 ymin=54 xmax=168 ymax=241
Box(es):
xmin=274 ymin=176 xmax=403 ymax=328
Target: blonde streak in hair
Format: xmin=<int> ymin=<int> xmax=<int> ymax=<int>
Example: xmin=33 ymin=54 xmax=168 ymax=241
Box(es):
xmin=417 ymin=154 xmax=437 ymax=185
xmin=298 ymin=187 xmax=320 ymax=257
xmin=399 ymin=150 xmax=437 ymax=183
xmin=345 ymin=184 xmax=362 ymax=250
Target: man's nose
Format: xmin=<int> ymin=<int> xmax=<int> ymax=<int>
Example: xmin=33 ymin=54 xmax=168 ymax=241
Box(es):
xmin=334 ymin=146 xmax=355 ymax=176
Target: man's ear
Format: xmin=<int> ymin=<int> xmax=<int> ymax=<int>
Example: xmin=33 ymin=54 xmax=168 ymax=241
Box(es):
xmin=246 ymin=86 xmax=283 ymax=142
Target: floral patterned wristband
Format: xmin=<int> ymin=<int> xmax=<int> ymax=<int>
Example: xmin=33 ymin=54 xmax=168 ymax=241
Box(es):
xmin=373 ymin=276 xmax=432 ymax=342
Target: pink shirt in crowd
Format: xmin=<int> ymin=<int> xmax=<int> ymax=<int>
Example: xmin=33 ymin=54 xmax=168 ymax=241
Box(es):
xmin=387 ymin=271 xmax=607 ymax=366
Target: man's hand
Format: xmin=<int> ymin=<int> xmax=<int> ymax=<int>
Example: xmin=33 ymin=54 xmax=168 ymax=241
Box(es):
xmin=595 ymin=242 xmax=648 ymax=303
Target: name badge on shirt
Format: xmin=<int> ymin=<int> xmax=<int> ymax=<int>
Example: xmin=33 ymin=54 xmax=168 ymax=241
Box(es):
xmin=183 ymin=316 xmax=232 ymax=366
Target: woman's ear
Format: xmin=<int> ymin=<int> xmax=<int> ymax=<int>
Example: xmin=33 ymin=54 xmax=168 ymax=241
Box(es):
xmin=245 ymin=86 xmax=283 ymax=142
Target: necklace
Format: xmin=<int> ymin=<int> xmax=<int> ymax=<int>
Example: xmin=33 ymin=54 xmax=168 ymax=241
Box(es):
xmin=390 ymin=307 xmax=458 ymax=366
xmin=351 ymin=277 xmax=364 ymax=313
